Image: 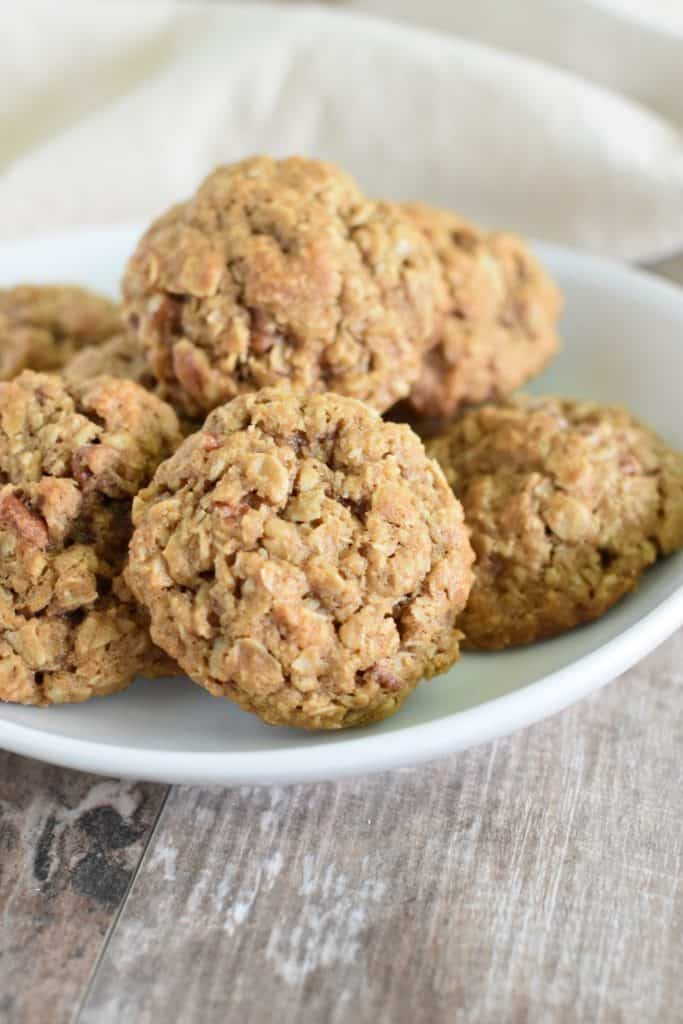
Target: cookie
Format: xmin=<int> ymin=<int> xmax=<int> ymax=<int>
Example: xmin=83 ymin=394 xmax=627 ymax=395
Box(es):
xmin=63 ymin=332 xmax=156 ymax=390
xmin=0 ymin=371 xmax=182 ymax=705
xmin=427 ymin=396 xmax=683 ymax=649
xmin=122 ymin=157 xmax=444 ymax=418
xmin=63 ymin=333 xmax=201 ymax=437
xmin=126 ymin=390 xmax=474 ymax=729
xmin=402 ymin=204 xmax=562 ymax=419
xmin=0 ymin=285 xmax=121 ymax=381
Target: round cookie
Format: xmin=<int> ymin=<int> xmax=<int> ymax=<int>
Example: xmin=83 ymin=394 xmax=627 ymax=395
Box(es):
xmin=122 ymin=157 xmax=444 ymax=418
xmin=401 ymin=204 xmax=562 ymax=419
xmin=427 ymin=395 xmax=683 ymax=649
xmin=0 ymin=371 xmax=182 ymax=705
xmin=0 ymin=285 xmax=121 ymax=381
xmin=126 ymin=390 xmax=474 ymax=730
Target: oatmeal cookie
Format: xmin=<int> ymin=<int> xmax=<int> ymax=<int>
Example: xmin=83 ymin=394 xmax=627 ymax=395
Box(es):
xmin=122 ymin=157 xmax=444 ymax=418
xmin=0 ymin=371 xmax=182 ymax=705
xmin=63 ymin=332 xmax=156 ymax=390
xmin=126 ymin=390 xmax=474 ymax=729
xmin=0 ymin=285 xmax=121 ymax=381
xmin=428 ymin=395 xmax=683 ymax=649
xmin=402 ymin=204 xmax=562 ymax=419
xmin=63 ymin=333 xmax=201 ymax=437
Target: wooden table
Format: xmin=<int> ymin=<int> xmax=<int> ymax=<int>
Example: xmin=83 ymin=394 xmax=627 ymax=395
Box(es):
xmin=0 ymin=256 xmax=681 ymax=1024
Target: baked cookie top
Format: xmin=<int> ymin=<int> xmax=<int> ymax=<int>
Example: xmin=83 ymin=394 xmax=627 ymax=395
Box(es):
xmin=122 ymin=157 xmax=444 ymax=417
xmin=0 ymin=284 xmax=121 ymax=381
xmin=0 ymin=371 xmax=182 ymax=705
xmin=127 ymin=389 xmax=474 ymax=729
xmin=402 ymin=204 xmax=562 ymax=419
xmin=428 ymin=395 xmax=683 ymax=649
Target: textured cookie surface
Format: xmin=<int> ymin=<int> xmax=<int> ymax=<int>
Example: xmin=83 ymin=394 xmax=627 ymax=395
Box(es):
xmin=122 ymin=157 xmax=443 ymax=417
xmin=428 ymin=396 xmax=683 ymax=649
xmin=63 ymin=333 xmax=200 ymax=437
xmin=63 ymin=332 xmax=156 ymax=390
xmin=0 ymin=285 xmax=121 ymax=381
xmin=127 ymin=390 xmax=474 ymax=729
xmin=0 ymin=371 xmax=182 ymax=704
xmin=403 ymin=204 xmax=562 ymax=418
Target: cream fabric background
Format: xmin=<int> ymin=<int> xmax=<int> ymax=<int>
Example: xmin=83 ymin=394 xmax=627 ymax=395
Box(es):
xmin=1 ymin=1 xmax=682 ymax=259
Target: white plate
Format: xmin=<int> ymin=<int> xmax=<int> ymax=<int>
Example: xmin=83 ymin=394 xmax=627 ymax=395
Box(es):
xmin=1 ymin=226 xmax=682 ymax=785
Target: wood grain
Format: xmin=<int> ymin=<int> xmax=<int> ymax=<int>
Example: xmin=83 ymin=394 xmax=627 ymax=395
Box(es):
xmin=74 ymin=633 xmax=683 ymax=1024
xmin=0 ymin=755 xmax=166 ymax=1024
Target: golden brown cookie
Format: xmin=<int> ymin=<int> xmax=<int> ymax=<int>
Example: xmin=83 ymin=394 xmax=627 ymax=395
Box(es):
xmin=126 ymin=390 xmax=474 ymax=729
xmin=0 ymin=371 xmax=182 ymax=705
xmin=428 ymin=395 xmax=683 ymax=649
xmin=63 ymin=333 xmax=201 ymax=438
xmin=0 ymin=285 xmax=121 ymax=381
xmin=63 ymin=332 xmax=155 ymax=390
xmin=122 ymin=157 xmax=444 ymax=418
xmin=402 ymin=204 xmax=562 ymax=419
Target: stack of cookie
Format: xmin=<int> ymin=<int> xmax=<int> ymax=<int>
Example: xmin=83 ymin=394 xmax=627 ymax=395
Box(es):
xmin=2 ymin=156 xmax=682 ymax=729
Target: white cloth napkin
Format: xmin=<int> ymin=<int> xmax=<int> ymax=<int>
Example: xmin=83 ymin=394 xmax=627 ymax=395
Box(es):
xmin=1 ymin=1 xmax=682 ymax=261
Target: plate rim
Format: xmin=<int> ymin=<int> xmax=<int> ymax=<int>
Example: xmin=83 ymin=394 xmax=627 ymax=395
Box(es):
xmin=1 ymin=586 xmax=681 ymax=785
xmin=0 ymin=226 xmax=682 ymax=785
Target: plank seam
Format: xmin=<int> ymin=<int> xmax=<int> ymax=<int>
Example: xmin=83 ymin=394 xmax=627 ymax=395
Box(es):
xmin=69 ymin=784 xmax=172 ymax=1024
